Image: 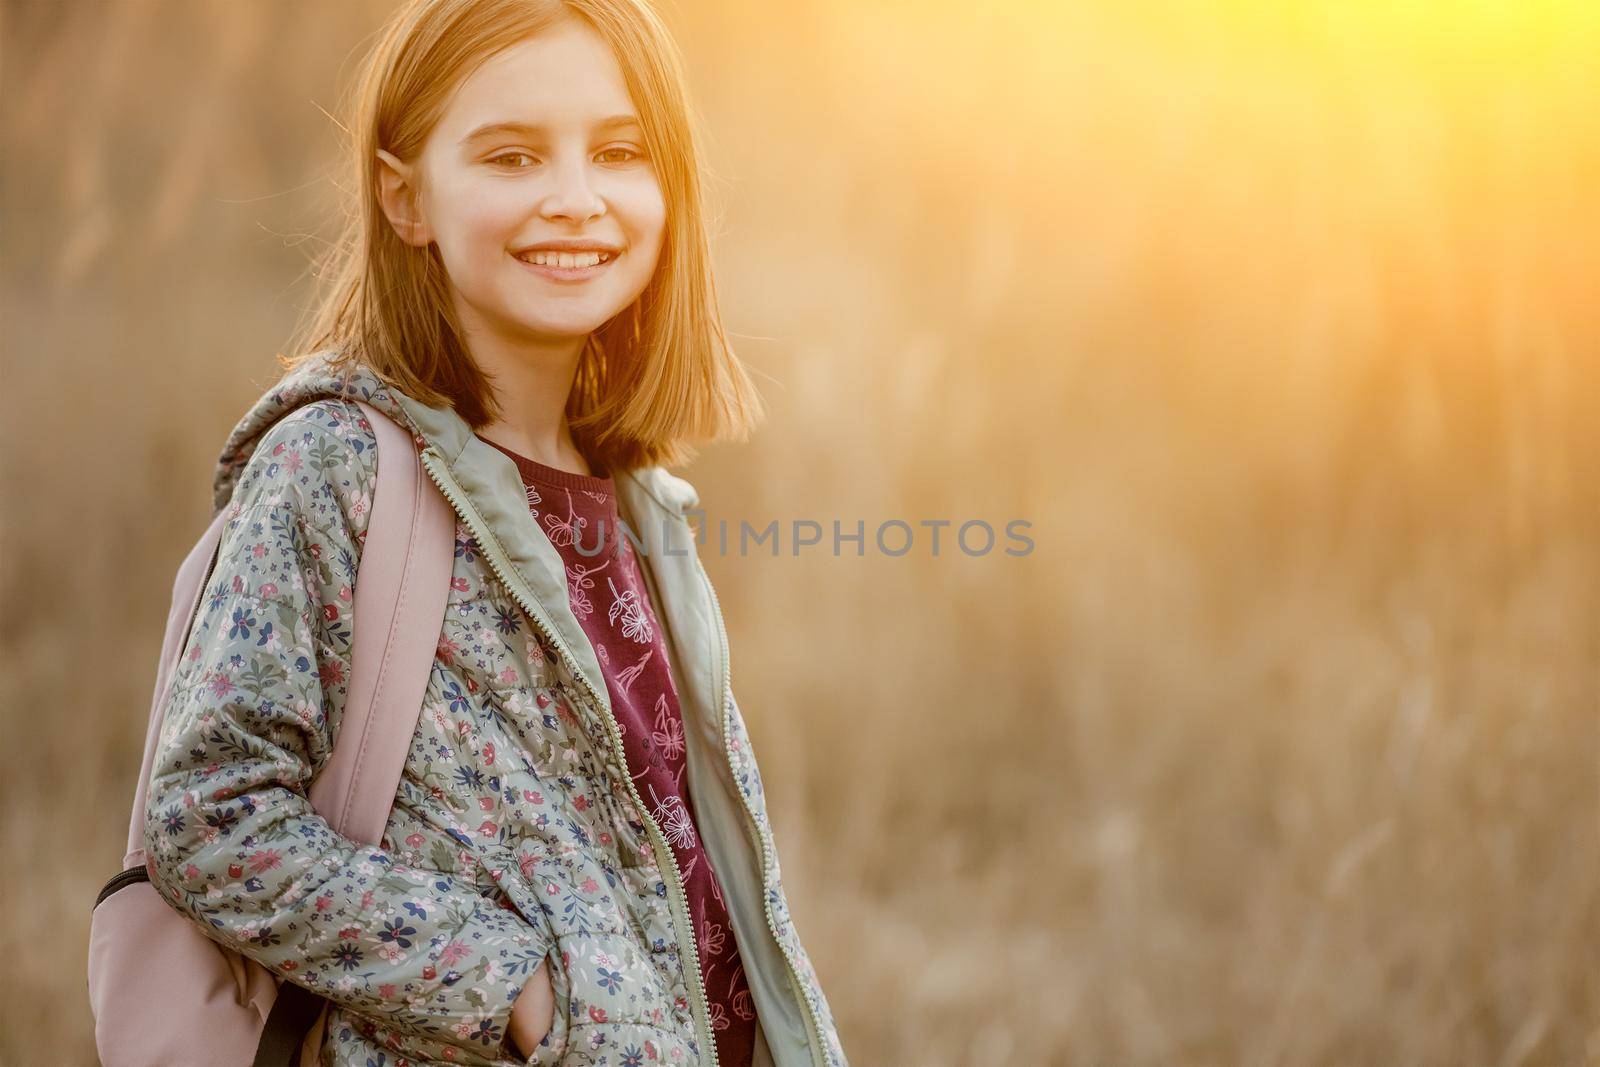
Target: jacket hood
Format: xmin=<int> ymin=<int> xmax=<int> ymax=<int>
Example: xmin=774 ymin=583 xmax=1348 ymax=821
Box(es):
xmin=212 ymin=348 xmax=701 ymax=519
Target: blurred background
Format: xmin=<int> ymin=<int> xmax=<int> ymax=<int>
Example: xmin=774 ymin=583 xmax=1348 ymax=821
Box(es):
xmin=4 ymin=0 xmax=1598 ymax=1063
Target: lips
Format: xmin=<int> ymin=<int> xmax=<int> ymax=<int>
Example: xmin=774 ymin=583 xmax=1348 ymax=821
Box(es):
xmin=511 ymin=248 xmax=618 ymax=284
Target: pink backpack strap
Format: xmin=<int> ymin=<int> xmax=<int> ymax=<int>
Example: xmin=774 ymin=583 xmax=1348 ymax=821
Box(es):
xmin=261 ymin=400 xmax=457 ymax=1066
xmin=122 ymin=401 xmax=454 ymax=866
xmin=99 ymin=400 xmax=454 ymax=1067
xmin=307 ymin=400 xmax=454 ymax=844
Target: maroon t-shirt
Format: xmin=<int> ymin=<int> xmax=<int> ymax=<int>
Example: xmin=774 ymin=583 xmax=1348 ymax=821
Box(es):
xmin=480 ymin=436 xmax=757 ymax=1067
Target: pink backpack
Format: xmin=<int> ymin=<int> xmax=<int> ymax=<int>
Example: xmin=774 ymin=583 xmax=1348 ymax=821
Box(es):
xmin=86 ymin=401 xmax=457 ymax=1067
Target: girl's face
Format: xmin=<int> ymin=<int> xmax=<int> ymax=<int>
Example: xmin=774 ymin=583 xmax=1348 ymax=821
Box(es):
xmin=378 ymin=20 xmax=666 ymax=346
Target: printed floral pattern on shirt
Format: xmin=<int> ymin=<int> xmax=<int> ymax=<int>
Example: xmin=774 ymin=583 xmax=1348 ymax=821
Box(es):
xmin=479 ymin=437 xmax=760 ymax=1067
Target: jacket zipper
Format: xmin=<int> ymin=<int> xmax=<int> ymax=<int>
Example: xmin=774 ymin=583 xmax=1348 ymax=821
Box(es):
xmin=696 ymin=553 xmax=830 ymax=1067
xmin=418 ymin=450 xmax=720 ymax=1067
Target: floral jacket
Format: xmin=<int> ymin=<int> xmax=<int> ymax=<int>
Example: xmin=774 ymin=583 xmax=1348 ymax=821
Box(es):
xmin=142 ymin=351 xmax=848 ymax=1067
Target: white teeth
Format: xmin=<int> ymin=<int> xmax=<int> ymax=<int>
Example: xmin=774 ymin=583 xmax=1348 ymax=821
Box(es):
xmin=518 ymin=250 xmax=611 ymax=268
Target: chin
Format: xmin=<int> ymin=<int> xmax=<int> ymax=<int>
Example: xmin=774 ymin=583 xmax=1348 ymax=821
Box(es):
xmin=508 ymin=312 xmax=611 ymax=341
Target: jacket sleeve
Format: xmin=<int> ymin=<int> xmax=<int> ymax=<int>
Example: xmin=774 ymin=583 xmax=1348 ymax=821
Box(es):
xmin=142 ymin=399 xmax=543 ymax=1062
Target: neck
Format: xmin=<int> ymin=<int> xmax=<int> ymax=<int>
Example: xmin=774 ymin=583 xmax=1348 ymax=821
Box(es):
xmin=460 ymin=314 xmax=594 ymax=477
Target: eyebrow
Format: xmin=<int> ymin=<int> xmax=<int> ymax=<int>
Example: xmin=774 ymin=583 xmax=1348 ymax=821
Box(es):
xmin=459 ymin=115 xmax=642 ymax=145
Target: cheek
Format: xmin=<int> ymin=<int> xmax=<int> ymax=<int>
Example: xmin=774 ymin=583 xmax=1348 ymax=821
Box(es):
xmin=435 ymin=180 xmax=522 ymax=259
xmin=460 ymin=196 xmax=522 ymax=249
xmin=613 ymin=179 xmax=667 ymax=254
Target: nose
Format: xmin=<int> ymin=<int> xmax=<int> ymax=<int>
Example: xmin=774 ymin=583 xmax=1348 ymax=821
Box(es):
xmin=539 ymin=155 xmax=605 ymax=225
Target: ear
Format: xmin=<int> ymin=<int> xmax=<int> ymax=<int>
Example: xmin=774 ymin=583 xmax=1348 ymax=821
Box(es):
xmin=375 ymin=149 xmax=433 ymax=247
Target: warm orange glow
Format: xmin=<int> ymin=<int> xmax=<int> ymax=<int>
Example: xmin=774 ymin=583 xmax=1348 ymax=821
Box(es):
xmin=7 ymin=1 xmax=1596 ymax=1063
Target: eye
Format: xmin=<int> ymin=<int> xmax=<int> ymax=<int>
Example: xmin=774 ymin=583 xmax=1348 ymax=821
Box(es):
xmin=597 ymin=146 xmax=645 ymax=165
xmin=488 ymin=151 xmax=537 ymax=169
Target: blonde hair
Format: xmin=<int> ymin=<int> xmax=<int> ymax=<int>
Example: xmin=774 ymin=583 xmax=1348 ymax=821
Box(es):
xmin=281 ymin=0 xmax=763 ymax=472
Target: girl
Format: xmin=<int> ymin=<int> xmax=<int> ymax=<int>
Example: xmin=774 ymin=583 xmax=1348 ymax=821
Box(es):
xmin=141 ymin=2 xmax=848 ymax=1065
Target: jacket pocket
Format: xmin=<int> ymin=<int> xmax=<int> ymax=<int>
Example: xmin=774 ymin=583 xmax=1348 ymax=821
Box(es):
xmin=521 ymin=945 xmax=570 ymax=1066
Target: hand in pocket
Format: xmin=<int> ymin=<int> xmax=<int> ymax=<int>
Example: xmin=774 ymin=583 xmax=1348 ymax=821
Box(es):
xmin=508 ymin=957 xmax=556 ymax=1059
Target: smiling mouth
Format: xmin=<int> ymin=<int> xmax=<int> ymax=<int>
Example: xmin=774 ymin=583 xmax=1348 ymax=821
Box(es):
xmin=511 ymin=249 xmax=619 ymax=283
xmin=514 ymin=249 xmax=616 ymax=268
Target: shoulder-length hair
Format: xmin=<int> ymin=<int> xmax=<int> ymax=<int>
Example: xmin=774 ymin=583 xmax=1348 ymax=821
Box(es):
xmin=280 ymin=0 xmax=763 ymax=473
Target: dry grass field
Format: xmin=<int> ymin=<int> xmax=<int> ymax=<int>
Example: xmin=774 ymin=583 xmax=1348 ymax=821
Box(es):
xmin=3 ymin=1 xmax=1597 ymax=1064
